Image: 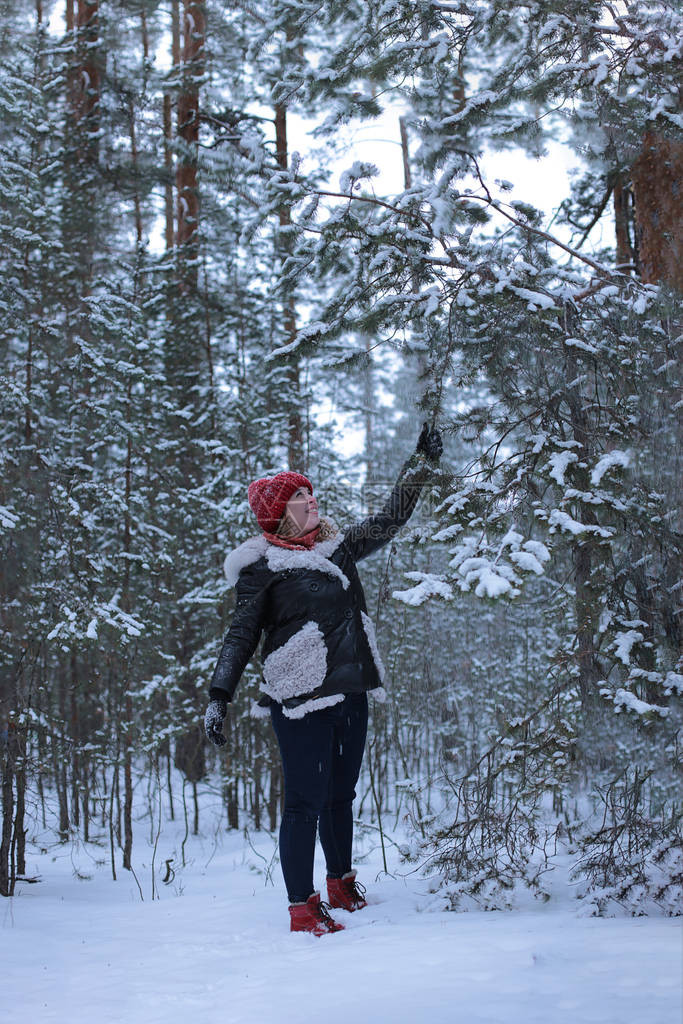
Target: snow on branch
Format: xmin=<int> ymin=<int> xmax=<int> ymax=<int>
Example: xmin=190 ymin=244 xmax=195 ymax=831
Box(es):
xmin=612 ymin=688 xmax=668 ymax=718
xmin=0 ymin=506 xmax=19 ymax=530
xmin=392 ymin=571 xmax=454 ymax=606
xmin=590 ymin=450 xmax=630 ymax=486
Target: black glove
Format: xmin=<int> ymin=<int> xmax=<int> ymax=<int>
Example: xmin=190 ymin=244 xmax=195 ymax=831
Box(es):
xmin=204 ymin=696 xmax=228 ymax=747
xmin=416 ymin=421 xmax=443 ymax=464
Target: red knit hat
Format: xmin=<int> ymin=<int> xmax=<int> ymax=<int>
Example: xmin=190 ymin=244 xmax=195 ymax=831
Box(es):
xmin=247 ymin=471 xmax=314 ymax=534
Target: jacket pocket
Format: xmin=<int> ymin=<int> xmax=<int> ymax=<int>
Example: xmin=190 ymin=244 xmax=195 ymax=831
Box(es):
xmin=261 ymin=620 xmax=328 ymax=701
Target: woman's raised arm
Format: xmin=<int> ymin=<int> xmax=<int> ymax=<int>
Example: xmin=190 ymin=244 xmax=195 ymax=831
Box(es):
xmin=343 ymin=423 xmax=442 ymax=563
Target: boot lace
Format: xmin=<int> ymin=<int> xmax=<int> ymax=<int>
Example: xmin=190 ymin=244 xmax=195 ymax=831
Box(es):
xmin=316 ymin=898 xmax=337 ymax=924
xmin=347 ymin=878 xmax=366 ymax=903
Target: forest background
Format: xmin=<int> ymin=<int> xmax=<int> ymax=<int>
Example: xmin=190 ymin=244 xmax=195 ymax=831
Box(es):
xmin=1 ymin=0 xmax=681 ymax=917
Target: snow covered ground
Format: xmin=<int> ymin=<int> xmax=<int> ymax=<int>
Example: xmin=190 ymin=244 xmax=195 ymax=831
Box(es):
xmin=3 ymin=814 xmax=681 ymax=1024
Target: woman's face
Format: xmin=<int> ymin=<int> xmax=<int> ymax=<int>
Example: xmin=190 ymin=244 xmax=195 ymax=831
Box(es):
xmin=283 ymin=486 xmax=319 ymax=535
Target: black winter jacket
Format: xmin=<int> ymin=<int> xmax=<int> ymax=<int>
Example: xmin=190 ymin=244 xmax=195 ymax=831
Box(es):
xmin=208 ymin=450 xmax=436 ymax=719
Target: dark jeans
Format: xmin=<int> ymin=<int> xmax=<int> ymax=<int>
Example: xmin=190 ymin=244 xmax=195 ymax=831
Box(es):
xmin=269 ymin=692 xmax=369 ymax=904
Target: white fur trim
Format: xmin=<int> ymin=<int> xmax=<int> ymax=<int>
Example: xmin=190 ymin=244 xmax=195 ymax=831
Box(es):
xmin=281 ymin=693 xmax=346 ymax=719
xmin=223 ymin=535 xmax=268 ymax=588
xmin=249 ymin=700 xmax=271 ymax=719
xmin=368 ymin=685 xmax=387 ymax=702
xmin=360 ymin=611 xmax=386 ymax=683
xmin=222 ymin=518 xmax=348 ymax=589
xmin=289 ymin=890 xmax=321 ymax=906
xmin=261 ymin=621 xmax=328 ymax=701
xmin=264 ymin=530 xmax=349 ymax=589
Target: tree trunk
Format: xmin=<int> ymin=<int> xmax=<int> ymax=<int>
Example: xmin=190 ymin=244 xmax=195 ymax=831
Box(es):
xmin=613 ymin=174 xmax=637 ymax=273
xmin=70 ymin=668 xmax=80 ymax=831
xmin=268 ymin=758 xmax=280 ymax=833
xmin=631 ymin=130 xmax=683 ymax=291
xmin=72 ymin=0 xmax=101 ymax=164
xmin=163 ymin=0 xmax=180 ymax=253
xmin=56 ymin=672 xmax=70 ymax=841
xmin=274 ymin=100 xmax=305 ymax=470
xmin=81 ymin=761 xmax=90 ymax=844
xmin=166 ymin=0 xmax=209 ymax=789
xmin=129 ymin=101 xmax=143 ymax=246
xmin=166 ymin=738 xmax=175 ymax=821
xmin=227 ymin=781 xmax=239 ymax=830
xmin=62 ymin=0 xmax=101 ymax=489
xmin=564 ymin=335 xmax=603 ymax=719
xmin=164 ymin=94 xmax=175 ymax=252
xmin=176 ymin=0 xmax=204 ymax=290
xmin=0 ymin=721 xmax=15 ymax=896
xmin=399 ymin=116 xmax=411 ymax=190
xmin=14 ymin=724 xmax=26 ymax=877
xmin=122 ymin=692 xmax=133 ymax=870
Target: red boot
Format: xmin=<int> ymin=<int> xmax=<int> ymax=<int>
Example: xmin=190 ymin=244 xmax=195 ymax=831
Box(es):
xmin=288 ymin=891 xmax=345 ymax=936
xmin=326 ymin=870 xmax=368 ymax=912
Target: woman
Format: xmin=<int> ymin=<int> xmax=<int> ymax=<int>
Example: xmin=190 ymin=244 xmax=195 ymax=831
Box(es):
xmin=204 ymin=423 xmax=443 ymax=935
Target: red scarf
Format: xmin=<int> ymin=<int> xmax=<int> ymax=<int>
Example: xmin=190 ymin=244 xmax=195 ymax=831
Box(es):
xmin=261 ymin=524 xmax=321 ymax=551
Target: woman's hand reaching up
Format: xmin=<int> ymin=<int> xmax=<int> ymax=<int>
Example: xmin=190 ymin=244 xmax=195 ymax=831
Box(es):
xmin=416 ymin=421 xmax=443 ymax=464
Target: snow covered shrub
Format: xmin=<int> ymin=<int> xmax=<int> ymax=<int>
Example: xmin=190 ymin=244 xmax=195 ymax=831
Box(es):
xmin=405 ymin=692 xmax=577 ymax=910
xmin=571 ymin=769 xmax=683 ymax=917
xmin=412 ymin=779 xmax=559 ymax=912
